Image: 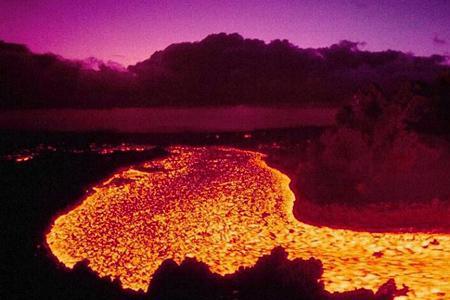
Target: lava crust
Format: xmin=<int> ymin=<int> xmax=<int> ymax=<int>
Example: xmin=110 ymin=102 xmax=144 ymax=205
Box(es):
xmin=46 ymin=146 xmax=450 ymax=299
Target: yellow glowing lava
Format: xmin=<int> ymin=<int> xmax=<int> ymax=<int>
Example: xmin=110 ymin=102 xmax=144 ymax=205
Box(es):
xmin=46 ymin=146 xmax=450 ymax=300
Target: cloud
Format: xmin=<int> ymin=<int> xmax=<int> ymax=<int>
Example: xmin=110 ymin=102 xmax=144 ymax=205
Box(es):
xmin=0 ymin=33 xmax=448 ymax=109
xmin=350 ymin=0 xmax=369 ymax=9
xmin=433 ymin=34 xmax=447 ymax=45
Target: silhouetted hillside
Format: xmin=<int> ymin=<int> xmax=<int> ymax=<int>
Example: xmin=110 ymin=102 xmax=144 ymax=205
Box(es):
xmin=1 ymin=33 xmax=448 ymax=108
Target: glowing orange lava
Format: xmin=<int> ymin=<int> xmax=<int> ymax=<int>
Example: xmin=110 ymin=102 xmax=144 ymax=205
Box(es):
xmin=46 ymin=146 xmax=450 ymax=300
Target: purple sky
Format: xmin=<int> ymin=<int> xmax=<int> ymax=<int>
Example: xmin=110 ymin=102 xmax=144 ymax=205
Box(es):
xmin=1 ymin=0 xmax=449 ymax=66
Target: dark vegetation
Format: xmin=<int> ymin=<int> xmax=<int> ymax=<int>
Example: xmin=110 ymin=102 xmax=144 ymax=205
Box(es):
xmin=292 ymin=73 xmax=450 ymax=231
xmin=1 ymin=33 xmax=448 ymax=108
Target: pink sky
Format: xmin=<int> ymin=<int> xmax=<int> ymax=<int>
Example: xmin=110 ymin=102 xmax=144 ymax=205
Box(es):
xmin=1 ymin=0 xmax=449 ymax=66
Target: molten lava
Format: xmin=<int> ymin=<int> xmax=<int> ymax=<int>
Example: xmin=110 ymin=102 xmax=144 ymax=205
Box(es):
xmin=46 ymin=146 xmax=450 ymax=299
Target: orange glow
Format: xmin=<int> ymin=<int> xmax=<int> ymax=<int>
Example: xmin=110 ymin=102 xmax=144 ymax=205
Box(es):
xmin=15 ymin=154 xmax=33 ymax=162
xmin=94 ymin=143 xmax=150 ymax=155
xmin=46 ymin=146 xmax=450 ymax=299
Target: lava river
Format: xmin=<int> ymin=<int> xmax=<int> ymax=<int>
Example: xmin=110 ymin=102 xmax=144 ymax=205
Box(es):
xmin=46 ymin=146 xmax=450 ymax=299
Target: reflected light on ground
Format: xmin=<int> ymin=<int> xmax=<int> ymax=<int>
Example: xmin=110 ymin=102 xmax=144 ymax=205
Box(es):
xmin=46 ymin=146 xmax=450 ymax=299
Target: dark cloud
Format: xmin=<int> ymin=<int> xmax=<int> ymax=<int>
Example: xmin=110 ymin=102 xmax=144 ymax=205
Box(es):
xmin=350 ymin=0 xmax=369 ymax=9
xmin=433 ymin=34 xmax=447 ymax=45
xmin=1 ymin=33 xmax=448 ymax=109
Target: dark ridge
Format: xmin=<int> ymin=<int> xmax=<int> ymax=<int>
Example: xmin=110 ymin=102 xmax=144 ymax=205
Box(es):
xmin=1 ymin=33 xmax=448 ymax=109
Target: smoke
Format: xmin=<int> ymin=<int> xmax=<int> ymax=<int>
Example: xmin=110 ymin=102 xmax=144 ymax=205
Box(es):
xmin=1 ymin=33 xmax=448 ymax=109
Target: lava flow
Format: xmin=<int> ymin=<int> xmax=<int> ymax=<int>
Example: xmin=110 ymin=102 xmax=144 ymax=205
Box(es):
xmin=46 ymin=146 xmax=450 ymax=300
